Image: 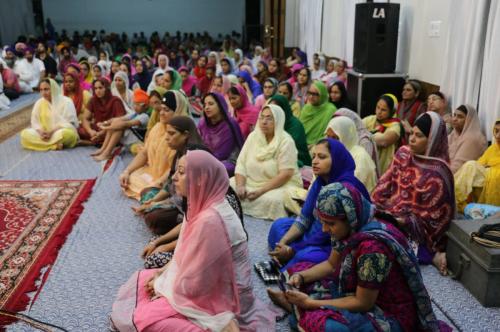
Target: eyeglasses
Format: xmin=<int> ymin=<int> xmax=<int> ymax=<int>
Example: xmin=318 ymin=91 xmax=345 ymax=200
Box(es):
xmin=259 ymin=115 xmax=274 ymax=123
xmin=307 ymin=91 xmax=320 ymax=97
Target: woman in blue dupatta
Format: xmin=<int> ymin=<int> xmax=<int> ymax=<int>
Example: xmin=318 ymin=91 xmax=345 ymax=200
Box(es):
xmin=237 ymin=70 xmax=262 ymax=101
xmin=268 ymin=138 xmax=370 ymax=271
xmin=268 ymin=182 xmax=451 ymax=332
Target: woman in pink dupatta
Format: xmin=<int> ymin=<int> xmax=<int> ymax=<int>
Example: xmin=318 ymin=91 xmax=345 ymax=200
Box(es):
xmin=228 ymin=85 xmax=259 ymax=139
xmin=111 ymin=150 xmax=276 ymax=332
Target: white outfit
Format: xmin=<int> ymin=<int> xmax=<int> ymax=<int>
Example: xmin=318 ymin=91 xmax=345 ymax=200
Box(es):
xmin=14 ymin=58 xmax=45 ymax=90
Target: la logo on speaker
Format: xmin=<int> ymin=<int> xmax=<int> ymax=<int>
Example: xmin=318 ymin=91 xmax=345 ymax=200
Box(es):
xmin=372 ymin=8 xmax=386 ymax=19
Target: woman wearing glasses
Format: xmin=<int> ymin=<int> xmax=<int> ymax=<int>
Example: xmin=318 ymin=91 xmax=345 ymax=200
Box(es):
xmin=299 ymin=81 xmax=337 ymax=149
xmin=230 ymin=104 xmax=303 ymax=220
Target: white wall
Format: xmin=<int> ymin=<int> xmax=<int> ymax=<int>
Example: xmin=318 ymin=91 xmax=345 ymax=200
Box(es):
xmin=406 ymin=0 xmax=452 ymax=85
xmin=41 ymin=0 xmax=245 ymax=37
xmin=296 ymin=0 xmax=453 ymax=85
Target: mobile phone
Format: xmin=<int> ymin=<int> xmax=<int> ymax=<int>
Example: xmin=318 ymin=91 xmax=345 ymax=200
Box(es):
xmin=277 ymin=271 xmax=290 ymax=292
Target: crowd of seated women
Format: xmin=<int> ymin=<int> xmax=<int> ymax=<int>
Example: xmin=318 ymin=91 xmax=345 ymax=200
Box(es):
xmin=8 ymin=29 xmax=500 ymax=331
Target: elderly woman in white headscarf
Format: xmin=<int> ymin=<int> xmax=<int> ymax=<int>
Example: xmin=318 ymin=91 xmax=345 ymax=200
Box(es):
xmin=325 ymin=116 xmax=378 ymax=192
xmin=230 ymin=104 xmax=303 ymax=220
xmin=111 ymin=70 xmax=134 ymax=114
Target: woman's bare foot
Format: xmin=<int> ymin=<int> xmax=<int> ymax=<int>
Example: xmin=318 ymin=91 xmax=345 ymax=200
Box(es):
xmin=432 ymin=252 xmax=448 ymax=275
xmin=267 ymin=288 xmax=293 ymax=313
xmin=93 ymin=154 xmax=112 ymax=161
xmin=90 ymin=149 xmax=103 ymax=156
xmin=77 ymin=140 xmax=95 ymax=146
xmin=55 ymin=143 xmax=64 ymax=150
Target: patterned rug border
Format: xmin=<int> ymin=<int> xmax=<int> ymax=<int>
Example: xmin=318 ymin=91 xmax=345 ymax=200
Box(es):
xmin=0 ymin=179 xmax=96 ymax=326
xmin=0 ymin=107 xmax=32 ymax=143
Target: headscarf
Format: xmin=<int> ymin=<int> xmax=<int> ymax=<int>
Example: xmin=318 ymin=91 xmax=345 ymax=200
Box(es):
xmin=165 ymin=69 xmax=182 ymax=90
xmin=244 ymin=104 xmax=288 ymax=162
xmin=147 ymin=69 xmax=165 ymax=93
xmin=237 ymin=70 xmax=262 ymax=98
xmin=448 ymin=104 xmax=488 ymax=173
xmin=79 ymin=60 xmax=93 ymax=84
xmin=234 ymin=48 xmax=244 ymax=68
xmin=87 ymin=77 xmax=126 ymax=123
xmin=154 ymin=150 xmax=241 ymax=331
xmin=197 ymin=65 xmax=215 ymax=97
xmin=315 ymin=182 xmax=372 ymax=235
xmin=36 ymin=78 xmax=78 ymax=130
xmin=416 ymin=112 xmax=450 ymax=162
xmin=231 ymin=85 xmax=259 ymax=139
xmin=62 ymin=71 xmax=85 ymax=116
xmin=372 ymin=112 xmax=454 ymax=253
xmin=133 ymin=60 xmax=152 ymax=91
xmin=179 ymin=66 xmax=197 ymax=97
xmin=313 ymin=182 xmax=446 ymax=332
xmin=269 ymin=94 xmax=311 ymax=166
xmin=156 ymin=54 xmax=170 ymax=71
xmin=264 ymin=77 xmax=278 ymax=96
xmin=299 ymin=80 xmax=337 ymax=145
xmin=325 ymin=116 xmax=358 ymax=151
xmin=334 ymin=108 xmax=377 ymax=159
xmin=198 ymin=92 xmax=244 ymax=157
xmin=111 ymin=71 xmax=133 ymax=114
xmin=220 ymin=57 xmax=234 ymax=75
xmin=65 ymin=63 xmax=92 ymax=91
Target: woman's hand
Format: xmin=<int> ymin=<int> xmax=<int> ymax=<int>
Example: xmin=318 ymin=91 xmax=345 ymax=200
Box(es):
xmin=132 ymin=203 xmax=150 ymax=215
xmin=269 ymin=243 xmax=294 ymax=264
xmin=142 ymin=242 xmax=157 ymax=258
xmin=288 ymin=273 xmax=304 ymax=289
xmin=119 ymin=171 xmax=130 ymax=188
xmin=246 ymin=189 xmax=263 ymax=201
xmin=285 ymin=290 xmax=314 ymax=309
xmin=236 ymin=185 xmax=247 ymax=200
xmin=151 ymin=244 xmax=171 ymax=255
xmin=145 ymin=270 xmax=161 ymax=298
xmin=221 ymin=319 xmax=240 ymax=332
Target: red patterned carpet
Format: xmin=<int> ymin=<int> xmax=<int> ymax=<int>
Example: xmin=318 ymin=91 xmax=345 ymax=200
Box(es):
xmin=0 ymin=179 xmax=95 ymax=320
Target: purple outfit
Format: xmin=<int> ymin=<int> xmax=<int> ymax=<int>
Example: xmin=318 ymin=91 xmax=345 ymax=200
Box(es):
xmin=198 ymin=92 xmax=244 ymax=176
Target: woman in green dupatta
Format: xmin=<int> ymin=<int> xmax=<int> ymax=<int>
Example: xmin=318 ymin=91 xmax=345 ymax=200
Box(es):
xmin=269 ymin=94 xmax=311 ymax=167
xmin=161 ymin=69 xmax=182 ymax=91
xmin=299 ymin=80 xmax=336 ymax=148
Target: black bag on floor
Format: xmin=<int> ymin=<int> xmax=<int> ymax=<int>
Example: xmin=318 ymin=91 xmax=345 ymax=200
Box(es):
xmin=446 ymin=218 xmax=500 ymax=307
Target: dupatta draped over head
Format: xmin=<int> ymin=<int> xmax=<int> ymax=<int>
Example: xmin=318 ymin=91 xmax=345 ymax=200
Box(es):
xmin=232 ymin=84 xmax=259 ymax=139
xmin=62 ymin=71 xmax=85 ymax=115
xmin=448 ymin=104 xmax=487 ymax=173
xmin=372 ymin=112 xmax=455 ymax=253
xmin=154 ymin=150 xmax=243 ymax=331
xmin=299 ymin=80 xmax=336 ymax=145
xmin=296 ymin=138 xmax=370 ymax=231
xmin=198 ymin=92 xmax=243 ymax=161
xmin=310 ymin=182 xmax=448 ymax=332
xmin=237 ymin=70 xmax=262 ymax=98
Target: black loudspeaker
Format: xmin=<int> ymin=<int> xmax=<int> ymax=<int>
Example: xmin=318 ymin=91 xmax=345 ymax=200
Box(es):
xmin=347 ymin=70 xmax=407 ymax=119
xmin=353 ymin=3 xmax=400 ymax=74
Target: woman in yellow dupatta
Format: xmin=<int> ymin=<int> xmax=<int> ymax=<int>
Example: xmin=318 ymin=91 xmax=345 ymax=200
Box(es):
xmin=363 ymin=94 xmax=402 ymax=174
xmin=120 ymin=90 xmax=189 ymax=200
xmin=455 ymin=119 xmax=500 ymax=211
xmin=20 ymin=78 xmax=78 ymax=151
